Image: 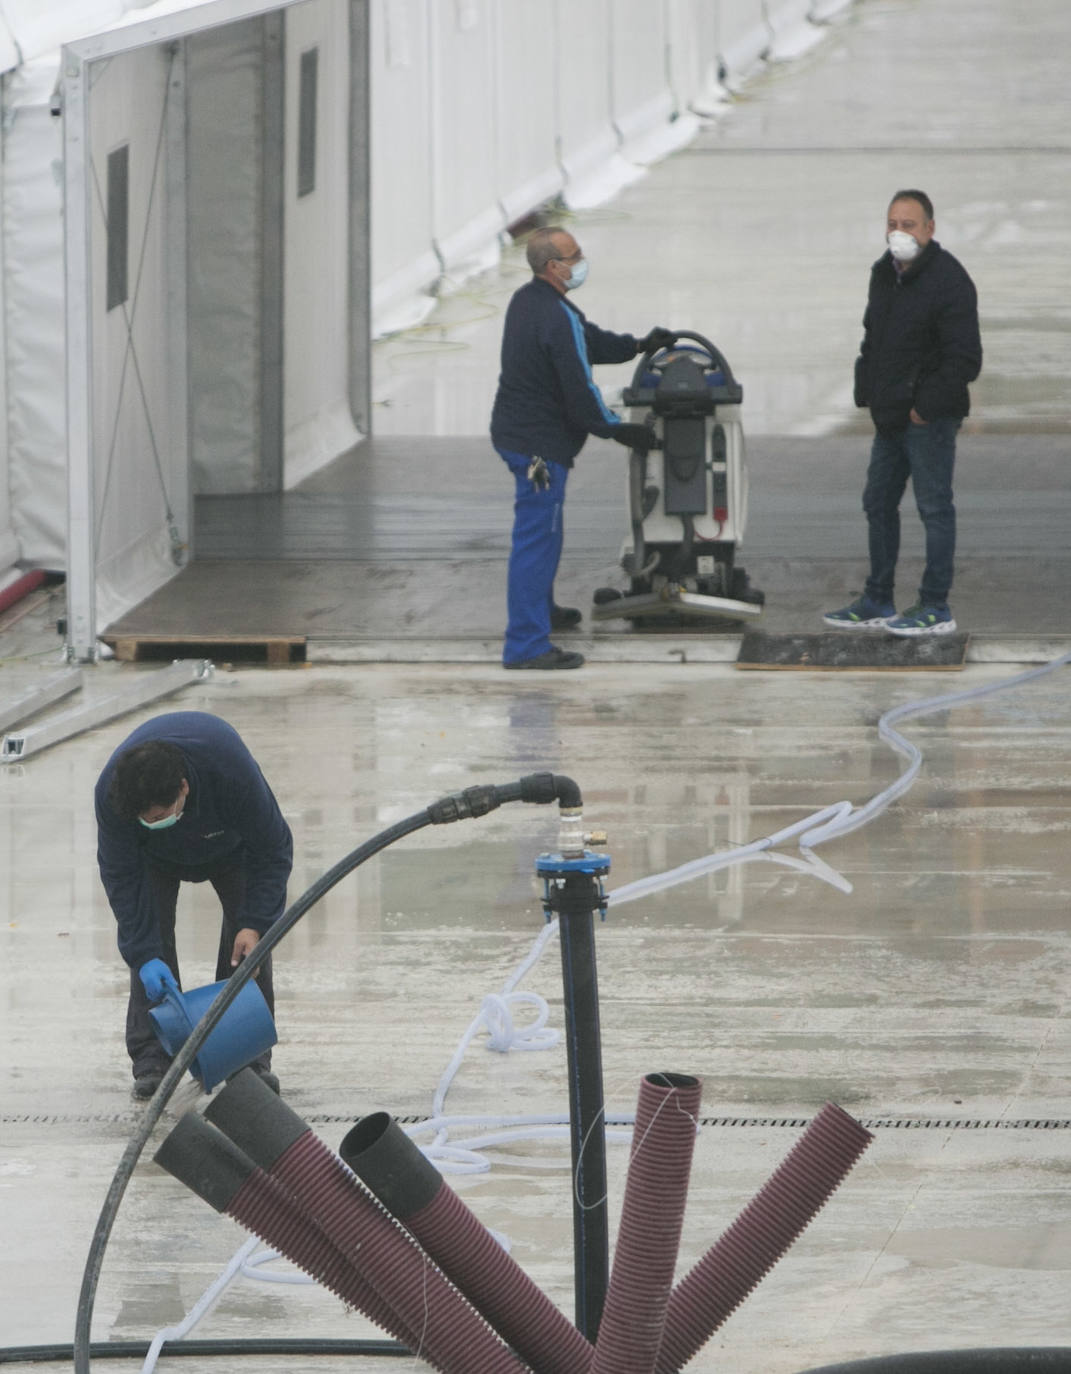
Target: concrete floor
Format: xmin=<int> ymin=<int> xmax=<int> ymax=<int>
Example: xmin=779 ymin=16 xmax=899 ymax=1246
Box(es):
xmin=2 ymin=658 xmax=1071 ymax=1373
xmin=4 ymin=0 xmax=1071 ymax=1371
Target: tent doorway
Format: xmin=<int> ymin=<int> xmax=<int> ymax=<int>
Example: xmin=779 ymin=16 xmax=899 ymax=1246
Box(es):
xmin=62 ymin=0 xmax=369 ymax=661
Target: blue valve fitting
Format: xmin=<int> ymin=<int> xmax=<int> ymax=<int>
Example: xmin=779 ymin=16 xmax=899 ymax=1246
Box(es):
xmin=536 ymin=849 xmax=611 ymax=923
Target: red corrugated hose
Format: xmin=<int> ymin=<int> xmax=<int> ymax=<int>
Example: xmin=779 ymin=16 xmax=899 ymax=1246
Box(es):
xmin=655 ymin=1101 xmax=874 ymax=1373
xmin=589 ymin=1072 xmax=703 ymax=1374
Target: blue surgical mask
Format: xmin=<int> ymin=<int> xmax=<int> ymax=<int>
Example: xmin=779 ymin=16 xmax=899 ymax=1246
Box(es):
xmin=139 ymin=805 xmax=183 ymax=831
xmin=566 ymin=257 xmax=588 ymax=290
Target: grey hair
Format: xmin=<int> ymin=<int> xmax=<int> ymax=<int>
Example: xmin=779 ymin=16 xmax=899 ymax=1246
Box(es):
xmin=526 ymin=226 xmax=571 ymax=273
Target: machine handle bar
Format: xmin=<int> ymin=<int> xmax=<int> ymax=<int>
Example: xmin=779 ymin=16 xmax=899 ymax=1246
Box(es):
xmin=631 ymin=329 xmax=739 ymax=386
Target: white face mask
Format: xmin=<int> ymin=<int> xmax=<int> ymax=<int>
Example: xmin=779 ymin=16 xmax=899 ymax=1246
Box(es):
xmin=887 ymin=230 xmax=920 ymax=262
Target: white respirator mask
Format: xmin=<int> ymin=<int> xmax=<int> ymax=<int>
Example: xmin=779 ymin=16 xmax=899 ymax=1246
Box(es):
xmin=887 ymin=230 xmax=920 ymax=262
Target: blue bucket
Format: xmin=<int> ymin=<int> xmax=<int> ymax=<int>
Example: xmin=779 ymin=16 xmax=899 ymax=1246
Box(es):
xmin=148 ymin=979 xmax=277 ymax=1092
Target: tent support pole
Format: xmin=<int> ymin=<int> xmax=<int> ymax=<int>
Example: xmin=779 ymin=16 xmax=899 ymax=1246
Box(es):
xmin=62 ymin=47 xmax=98 ymax=662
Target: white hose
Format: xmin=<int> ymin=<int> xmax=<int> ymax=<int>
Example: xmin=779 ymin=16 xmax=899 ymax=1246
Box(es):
xmin=411 ymin=650 xmax=1071 ymax=1170
xmin=140 ymin=1235 xmax=261 ymax=1373
xmin=614 ymin=650 xmax=1071 ymax=892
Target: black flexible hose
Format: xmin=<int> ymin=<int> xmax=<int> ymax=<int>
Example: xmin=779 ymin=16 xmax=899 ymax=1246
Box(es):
xmin=799 ymin=1354 xmax=1071 ymax=1373
xmin=3 ymin=1338 xmax=409 ymax=1365
xmin=73 ymin=773 xmax=578 ymax=1374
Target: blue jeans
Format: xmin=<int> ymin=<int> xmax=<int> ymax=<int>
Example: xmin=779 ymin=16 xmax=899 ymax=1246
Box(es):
xmin=497 ymin=447 xmax=568 ymax=664
xmin=862 ymin=417 xmax=960 ymax=607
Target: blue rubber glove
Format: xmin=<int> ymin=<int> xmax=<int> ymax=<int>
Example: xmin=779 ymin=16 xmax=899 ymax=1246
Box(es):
xmin=139 ymin=958 xmax=178 ymax=1003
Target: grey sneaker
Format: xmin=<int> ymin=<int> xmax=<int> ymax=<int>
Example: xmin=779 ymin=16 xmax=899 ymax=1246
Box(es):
xmin=886 ymin=604 xmax=957 ymax=636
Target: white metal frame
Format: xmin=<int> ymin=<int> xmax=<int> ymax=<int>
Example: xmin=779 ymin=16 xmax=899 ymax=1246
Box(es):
xmin=1 ymin=659 xmax=212 ymax=762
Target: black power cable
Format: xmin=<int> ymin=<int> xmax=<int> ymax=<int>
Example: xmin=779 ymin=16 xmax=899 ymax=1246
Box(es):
xmin=3 ymin=1338 xmax=409 ymax=1366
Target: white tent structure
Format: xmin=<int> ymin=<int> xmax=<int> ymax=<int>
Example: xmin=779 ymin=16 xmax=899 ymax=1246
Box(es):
xmin=0 ymin=0 xmax=851 ymax=663
xmin=0 ymin=0 xmax=367 ymax=661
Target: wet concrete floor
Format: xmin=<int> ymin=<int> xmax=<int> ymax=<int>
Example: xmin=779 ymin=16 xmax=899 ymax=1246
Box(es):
xmin=4 ymin=0 xmax=1071 ymax=1369
xmin=2 ymin=657 xmax=1071 ymax=1371
xmin=155 ymin=430 xmax=1069 ymax=658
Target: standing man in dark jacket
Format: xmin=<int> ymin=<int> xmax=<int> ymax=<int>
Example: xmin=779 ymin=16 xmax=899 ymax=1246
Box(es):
xmin=825 ymin=189 xmax=981 ymax=636
xmin=96 ymin=711 xmax=293 ymax=1098
xmin=491 ymin=226 xmax=673 ymax=669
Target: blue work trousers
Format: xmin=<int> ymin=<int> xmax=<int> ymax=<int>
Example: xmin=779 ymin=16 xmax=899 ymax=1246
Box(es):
xmin=863 ymin=417 xmax=960 ymax=607
xmin=498 ymin=447 xmax=569 ymax=664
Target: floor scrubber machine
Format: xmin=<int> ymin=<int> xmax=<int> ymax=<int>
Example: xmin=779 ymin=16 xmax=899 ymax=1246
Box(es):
xmin=592 ymin=331 xmax=764 ymax=626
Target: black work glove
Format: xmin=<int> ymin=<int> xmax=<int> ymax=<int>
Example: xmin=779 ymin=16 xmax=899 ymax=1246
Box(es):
xmin=637 ymin=327 xmax=676 ymax=356
xmin=611 ymin=423 xmax=655 ymax=455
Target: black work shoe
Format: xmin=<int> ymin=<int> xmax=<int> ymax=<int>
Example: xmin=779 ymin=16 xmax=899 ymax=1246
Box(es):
xmin=132 ymin=1071 xmax=164 ymax=1100
xmin=504 ymin=646 xmax=584 ymax=670
xmin=550 ymin=604 xmax=582 ymax=630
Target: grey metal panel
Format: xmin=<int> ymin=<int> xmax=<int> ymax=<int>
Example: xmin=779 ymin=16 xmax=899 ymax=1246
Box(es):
xmin=186 ymin=19 xmax=263 ymax=495
xmin=297 ymin=44 xmax=318 ymax=198
xmin=259 ymin=10 xmax=285 ymax=492
xmin=0 ymin=670 xmax=83 ymax=733
xmin=0 ymin=659 xmax=213 ymax=762
xmin=105 ymin=143 xmax=129 ymax=311
xmin=347 ymin=0 xmax=370 ymax=437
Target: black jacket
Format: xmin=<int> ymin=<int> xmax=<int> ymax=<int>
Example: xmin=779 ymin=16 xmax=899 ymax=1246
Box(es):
xmin=96 ymin=712 xmax=293 ymax=968
xmin=854 ymin=240 xmax=981 ymax=434
xmin=490 ymin=277 xmax=638 ymax=466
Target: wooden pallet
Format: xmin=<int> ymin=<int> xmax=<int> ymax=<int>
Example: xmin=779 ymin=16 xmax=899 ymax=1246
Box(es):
xmin=736 ymin=630 xmax=969 ymax=671
xmin=101 ymin=632 xmax=306 ymax=665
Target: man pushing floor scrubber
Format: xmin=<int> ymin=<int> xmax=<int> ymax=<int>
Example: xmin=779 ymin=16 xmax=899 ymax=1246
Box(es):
xmin=490 ymin=225 xmax=676 ymax=670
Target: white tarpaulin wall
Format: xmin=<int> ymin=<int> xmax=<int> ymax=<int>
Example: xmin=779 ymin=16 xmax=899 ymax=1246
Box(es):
xmin=369 ymin=0 xmax=852 ymax=335
xmin=0 ymin=0 xmax=853 ymax=658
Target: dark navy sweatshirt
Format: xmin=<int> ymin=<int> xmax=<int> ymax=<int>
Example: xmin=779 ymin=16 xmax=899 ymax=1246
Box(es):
xmin=95 ymin=711 xmax=293 ymax=969
xmin=490 ymin=276 xmax=639 ymax=466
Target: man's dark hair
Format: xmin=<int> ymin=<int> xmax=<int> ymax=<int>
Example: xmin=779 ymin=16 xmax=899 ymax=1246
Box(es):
xmin=526 ymin=226 xmax=570 ymax=274
xmin=109 ymin=741 xmax=186 ymax=819
xmin=889 ymin=188 xmax=934 ymax=221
